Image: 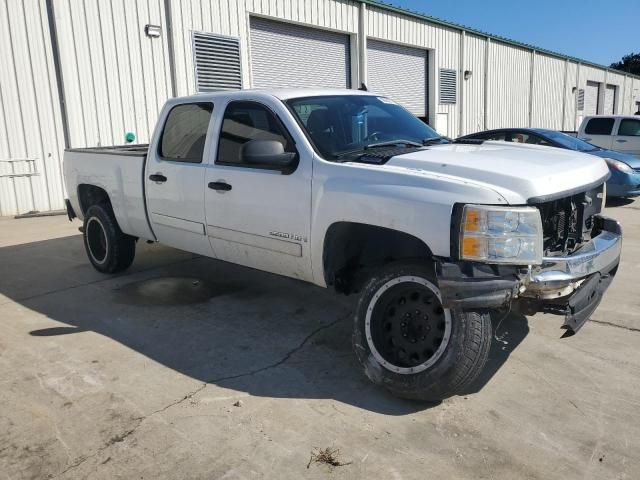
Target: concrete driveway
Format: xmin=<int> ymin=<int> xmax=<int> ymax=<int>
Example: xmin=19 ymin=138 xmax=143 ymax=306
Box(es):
xmin=1 ymin=199 xmax=639 ymax=479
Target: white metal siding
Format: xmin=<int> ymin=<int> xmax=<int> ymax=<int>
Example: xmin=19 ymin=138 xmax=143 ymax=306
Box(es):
xmin=366 ymin=39 xmax=427 ymax=116
xmin=53 ymin=0 xmax=172 ymax=147
xmin=0 ymin=0 xmax=66 ymax=216
xmin=563 ymin=61 xmax=578 ymax=130
xmin=461 ymin=34 xmax=485 ymax=135
xmin=249 ymin=17 xmax=351 ymax=89
xmin=531 ymin=54 xmax=564 ymax=129
xmin=584 ymin=81 xmax=600 ymax=115
xmin=604 ymin=84 xmax=616 ymax=114
xmin=487 ymin=42 xmax=530 ymax=128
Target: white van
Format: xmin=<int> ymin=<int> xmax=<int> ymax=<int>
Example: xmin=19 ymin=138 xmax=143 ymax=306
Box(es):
xmin=578 ymin=115 xmax=640 ymax=157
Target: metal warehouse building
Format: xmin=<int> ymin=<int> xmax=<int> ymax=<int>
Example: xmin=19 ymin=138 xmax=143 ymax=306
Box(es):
xmin=2 ymin=0 xmax=640 ymax=216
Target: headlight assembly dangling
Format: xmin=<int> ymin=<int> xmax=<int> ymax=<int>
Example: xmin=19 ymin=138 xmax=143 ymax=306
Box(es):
xmin=459 ymin=205 xmax=543 ymax=265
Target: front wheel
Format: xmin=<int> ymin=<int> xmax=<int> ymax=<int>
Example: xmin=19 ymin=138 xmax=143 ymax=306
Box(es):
xmin=353 ymin=262 xmax=492 ymax=401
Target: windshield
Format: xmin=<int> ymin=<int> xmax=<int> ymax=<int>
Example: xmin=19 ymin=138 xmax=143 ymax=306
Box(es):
xmin=542 ymin=130 xmax=600 ymax=152
xmin=285 ymin=95 xmax=443 ymax=160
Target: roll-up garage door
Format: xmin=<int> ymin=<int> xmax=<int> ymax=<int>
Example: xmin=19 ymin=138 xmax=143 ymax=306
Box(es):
xmin=367 ymin=40 xmax=428 ymax=117
xmin=249 ymin=17 xmax=351 ymax=89
xmin=584 ymin=81 xmax=600 ymax=115
xmin=604 ymin=84 xmax=616 ymax=114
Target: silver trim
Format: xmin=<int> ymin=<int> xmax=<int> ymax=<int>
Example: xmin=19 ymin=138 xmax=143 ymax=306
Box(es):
xmin=527 ymin=218 xmax=622 ymax=295
xmin=86 ymin=217 xmax=109 ymax=265
xmin=364 ymin=276 xmax=452 ymax=375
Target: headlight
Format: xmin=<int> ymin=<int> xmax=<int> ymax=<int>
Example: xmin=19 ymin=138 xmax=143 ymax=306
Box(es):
xmin=459 ymin=205 xmax=543 ymax=265
xmin=604 ymin=158 xmax=633 ymax=173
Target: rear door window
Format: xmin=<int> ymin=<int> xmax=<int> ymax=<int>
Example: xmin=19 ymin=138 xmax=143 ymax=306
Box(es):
xmin=584 ymin=118 xmax=615 ymax=135
xmin=160 ymin=103 xmax=214 ymax=163
xmin=618 ymin=119 xmax=640 ymax=136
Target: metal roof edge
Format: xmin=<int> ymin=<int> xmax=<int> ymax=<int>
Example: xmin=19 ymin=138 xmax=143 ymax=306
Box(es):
xmin=361 ymin=0 xmax=640 ymax=82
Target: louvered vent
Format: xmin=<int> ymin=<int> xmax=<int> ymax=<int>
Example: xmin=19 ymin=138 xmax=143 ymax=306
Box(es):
xmin=192 ymin=32 xmax=242 ymax=92
xmin=439 ymin=68 xmax=457 ymax=104
xmin=577 ymin=89 xmax=585 ymax=111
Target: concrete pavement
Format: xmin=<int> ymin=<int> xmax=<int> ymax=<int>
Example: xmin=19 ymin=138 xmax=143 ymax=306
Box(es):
xmin=0 ymin=200 xmax=639 ymax=479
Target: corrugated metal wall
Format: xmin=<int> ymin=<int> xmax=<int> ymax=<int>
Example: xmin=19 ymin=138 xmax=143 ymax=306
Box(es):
xmin=487 ymin=42 xmax=531 ymax=129
xmin=53 ymin=0 xmax=173 ymax=148
xmin=0 ymin=0 xmax=65 ymax=216
xmin=2 ymin=0 xmax=640 ymax=216
xmin=461 ymin=33 xmax=485 ymax=135
xmin=531 ymin=54 xmax=565 ymax=130
xmin=563 ymin=61 xmax=578 ymax=130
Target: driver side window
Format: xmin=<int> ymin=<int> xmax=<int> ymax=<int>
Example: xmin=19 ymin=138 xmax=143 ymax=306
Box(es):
xmin=217 ymin=101 xmax=295 ymax=166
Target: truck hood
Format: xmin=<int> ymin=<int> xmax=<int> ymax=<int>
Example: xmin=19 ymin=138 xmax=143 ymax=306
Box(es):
xmin=385 ymin=141 xmax=610 ymax=204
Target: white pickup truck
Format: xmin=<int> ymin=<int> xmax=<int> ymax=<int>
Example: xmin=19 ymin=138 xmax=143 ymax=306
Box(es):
xmin=578 ymin=115 xmax=640 ymax=157
xmin=64 ymin=89 xmax=622 ymax=401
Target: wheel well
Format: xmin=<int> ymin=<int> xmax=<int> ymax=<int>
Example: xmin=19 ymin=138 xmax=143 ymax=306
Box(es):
xmin=77 ymin=184 xmax=111 ymax=215
xmin=323 ymin=222 xmax=433 ymax=294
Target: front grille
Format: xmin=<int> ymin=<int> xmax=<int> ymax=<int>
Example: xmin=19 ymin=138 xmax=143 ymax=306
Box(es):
xmin=534 ymin=184 xmax=604 ymax=256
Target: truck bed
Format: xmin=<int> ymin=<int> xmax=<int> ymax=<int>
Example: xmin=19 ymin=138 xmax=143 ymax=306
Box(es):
xmin=64 ymin=144 xmax=154 ymax=241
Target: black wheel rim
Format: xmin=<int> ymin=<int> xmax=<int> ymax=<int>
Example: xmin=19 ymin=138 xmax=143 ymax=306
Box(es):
xmin=365 ymin=277 xmax=451 ymax=374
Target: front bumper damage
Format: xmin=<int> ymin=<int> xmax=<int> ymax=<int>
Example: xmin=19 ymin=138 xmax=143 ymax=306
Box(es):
xmin=437 ymin=215 xmax=622 ymax=334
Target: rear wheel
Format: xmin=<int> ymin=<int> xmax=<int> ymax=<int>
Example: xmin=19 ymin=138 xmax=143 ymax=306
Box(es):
xmin=83 ymin=203 xmax=136 ymax=273
xmin=353 ymin=262 xmax=492 ymax=401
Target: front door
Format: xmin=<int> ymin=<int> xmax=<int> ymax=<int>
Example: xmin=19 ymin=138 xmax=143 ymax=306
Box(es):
xmin=614 ymin=118 xmax=640 ymax=157
xmin=145 ymin=102 xmax=215 ymax=256
xmin=204 ymin=99 xmax=313 ymax=282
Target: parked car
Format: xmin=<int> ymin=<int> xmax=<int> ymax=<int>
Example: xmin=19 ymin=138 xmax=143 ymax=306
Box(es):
xmin=458 ymin=128 xmax=640 ymax=197
xmin=63 ymin=89 xmax=621 ymax=401
xmin=578 ymin=115 xmax=640 ymax=157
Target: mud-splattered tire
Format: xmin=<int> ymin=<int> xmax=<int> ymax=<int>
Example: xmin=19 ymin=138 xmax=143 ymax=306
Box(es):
xmin=83 ymin=203 xmax=136 ymax=274
xmin=352 ymin=262 xmax=492 ymax=401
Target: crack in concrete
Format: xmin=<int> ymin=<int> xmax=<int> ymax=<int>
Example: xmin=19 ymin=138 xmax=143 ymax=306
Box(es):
xmin=48 ymin=311 xmax=351 ymax=478
xmin=590 ymin=319 xmax=640 ymax=333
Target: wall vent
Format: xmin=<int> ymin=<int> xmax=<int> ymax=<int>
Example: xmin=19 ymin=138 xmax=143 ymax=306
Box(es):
xmin=439 ymin=68 xmax=457 ymax=104
xmin=192 ymin=32 xmax=242 ymax=92
xmin=577 ymin=89 xmax=585 ymax=111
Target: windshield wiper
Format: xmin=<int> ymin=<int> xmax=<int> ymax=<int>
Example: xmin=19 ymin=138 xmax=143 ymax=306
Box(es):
xmin=422 ymin=136 xmax=450 ymax=145
xmin=364 ymin=139 xmax=423 ymax=149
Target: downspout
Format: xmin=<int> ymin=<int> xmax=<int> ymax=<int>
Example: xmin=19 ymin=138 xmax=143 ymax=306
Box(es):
xmin=163 ymin=0 xmax=177 ymax=96
xmin=45 ymin=0 xmax=70 ymax=148
xmin=358 ymin=2 xmax=367 ymax=89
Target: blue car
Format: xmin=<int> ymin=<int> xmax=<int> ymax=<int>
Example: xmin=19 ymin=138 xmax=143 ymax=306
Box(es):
xmin=458 ymin=128 xmax=640 ymax=197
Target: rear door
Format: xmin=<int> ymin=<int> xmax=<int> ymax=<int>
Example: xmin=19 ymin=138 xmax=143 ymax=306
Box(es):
xmin=145 ymin=101 xmax=215 ymax=256
xmin=204 ymin=98 xmax=313 ymax=282
xmin=613 ymin=118 xmax=640 ymax=156
xmin=581 ymin=117 xmax=615 ymax=150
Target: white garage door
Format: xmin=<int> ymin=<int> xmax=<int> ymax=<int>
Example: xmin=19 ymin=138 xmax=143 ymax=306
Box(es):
xmin=249 ymin=17 xmax=351 ymax=89
xmin=584 ymin=81 xmax=600 ymax=115
xmin=604 ymin=84 xmax=616 ymax=114
xmin=367 ymin=40 xmax=428 ymax=117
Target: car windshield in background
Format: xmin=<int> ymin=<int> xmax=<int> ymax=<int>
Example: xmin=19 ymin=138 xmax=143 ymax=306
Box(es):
xmin=286 ymin=95 xmax=443 ymax=160
xmin=542 ymin=130 xmax=600 ymax=152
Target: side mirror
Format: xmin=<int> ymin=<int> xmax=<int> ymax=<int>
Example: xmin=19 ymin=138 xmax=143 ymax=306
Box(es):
xmin=241 ymin=139 xmax=296 ymax=167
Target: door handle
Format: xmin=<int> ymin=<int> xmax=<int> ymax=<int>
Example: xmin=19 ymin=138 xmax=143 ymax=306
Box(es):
xmin=583 ymin=138 xmax=592 ymax=142
xmin=208 ymin=181 xmax=232 ymax=192
xmin=149 ymin=173 xmax=167 ymax=183
xmin=616 ymin=139 xmax=628 ymax=143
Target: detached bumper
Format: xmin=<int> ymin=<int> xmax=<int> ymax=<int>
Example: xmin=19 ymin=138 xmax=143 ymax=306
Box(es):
xmin=523 ymin=216 xmax=622 ymax=333
xmin=436 ymin=215 xmax=622 ymax=334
